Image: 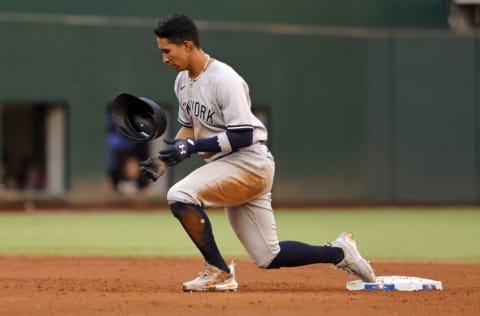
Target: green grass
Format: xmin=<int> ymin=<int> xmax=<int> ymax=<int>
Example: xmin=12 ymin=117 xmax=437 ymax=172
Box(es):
xmin=0 ymin=208 xmax=479 ymax=261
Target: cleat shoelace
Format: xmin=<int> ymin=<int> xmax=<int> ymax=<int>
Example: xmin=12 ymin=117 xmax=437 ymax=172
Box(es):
xmin=197 ymin=265 xmax=216 ymax=279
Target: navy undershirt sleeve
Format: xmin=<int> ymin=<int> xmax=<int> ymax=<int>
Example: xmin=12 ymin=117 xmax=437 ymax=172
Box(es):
xmin=226 ymin=129 xmax=253 ymax=149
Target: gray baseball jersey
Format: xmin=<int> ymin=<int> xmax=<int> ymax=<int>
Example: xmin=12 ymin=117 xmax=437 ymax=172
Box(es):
xmin=167 ymin=57 xmax=281 ymax=267
xmin=174 ymin=58 xmax=268 ymax=162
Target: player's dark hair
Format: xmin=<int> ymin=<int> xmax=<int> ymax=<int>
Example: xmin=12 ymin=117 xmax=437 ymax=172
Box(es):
xmin=154 ymin=13 xmax=200 ymax=47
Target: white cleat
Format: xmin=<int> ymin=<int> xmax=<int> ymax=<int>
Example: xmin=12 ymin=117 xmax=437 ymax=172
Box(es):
xmin=330 ymin=232 xmax=376 ymax=283
xmin=182 ymin=260 xmax=238 ymax=292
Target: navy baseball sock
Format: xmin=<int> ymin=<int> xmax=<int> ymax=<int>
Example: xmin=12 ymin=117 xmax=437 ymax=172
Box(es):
xmin=267 ymin=240 xmax=344 ymax=269
xmin=170 ymin=202 xmax=230 ymax=273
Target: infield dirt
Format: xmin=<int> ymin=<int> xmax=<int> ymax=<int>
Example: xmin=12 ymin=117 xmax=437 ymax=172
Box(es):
xmin=0 ymin=256 xmax=478 ymax=315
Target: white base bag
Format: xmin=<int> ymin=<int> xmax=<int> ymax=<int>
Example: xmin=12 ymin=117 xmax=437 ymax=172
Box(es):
xmin=346 ymin=276 xmax=443 ymax=291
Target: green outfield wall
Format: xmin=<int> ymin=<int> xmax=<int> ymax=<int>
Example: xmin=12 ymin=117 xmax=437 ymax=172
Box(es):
xmin=0 ymin=1 xmax=478 ymax=205
xmin=0 ymin=0 xmax=449 ymax=28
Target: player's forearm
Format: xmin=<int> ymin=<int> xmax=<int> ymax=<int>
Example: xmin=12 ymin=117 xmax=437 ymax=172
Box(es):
xmin=175 ymin=126 xmax=194 ymax=139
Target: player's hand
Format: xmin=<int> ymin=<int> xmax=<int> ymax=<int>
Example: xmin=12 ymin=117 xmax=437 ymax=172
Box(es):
xmin=139 ymin=156 xmax=167 ymax=181
xmin=159 ymin=138 xmax=198 ymax=166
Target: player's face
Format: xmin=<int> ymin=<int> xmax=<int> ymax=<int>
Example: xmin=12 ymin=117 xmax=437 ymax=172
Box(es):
xmin=156 ymin=37 xmax=191 ymax=72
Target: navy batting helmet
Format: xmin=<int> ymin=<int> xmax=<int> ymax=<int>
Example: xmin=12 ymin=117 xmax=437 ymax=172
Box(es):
xmin=110 ymin=93 xmax=167 ymax=142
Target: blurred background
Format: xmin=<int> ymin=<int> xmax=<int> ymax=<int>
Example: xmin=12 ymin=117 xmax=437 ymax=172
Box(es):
xmin=0 ymin=0 xmax=479 ymax=207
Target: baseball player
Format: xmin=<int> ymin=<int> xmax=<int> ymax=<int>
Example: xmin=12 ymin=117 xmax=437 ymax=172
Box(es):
xmin=141 ymin=13 xmax=376 ymax=292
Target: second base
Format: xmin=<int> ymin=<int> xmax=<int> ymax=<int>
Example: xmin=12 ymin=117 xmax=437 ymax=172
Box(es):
xmin=346 ymin=276 xmax=443 ymax=291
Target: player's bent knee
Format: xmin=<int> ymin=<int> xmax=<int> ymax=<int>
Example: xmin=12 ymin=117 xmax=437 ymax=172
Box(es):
xmin=250 ymin=252 xmax=278 ymax=269
xmin=256 ymin=262 xmax=270 ymax=269
xmin=166 ymin=185 xmax=197 ymax=206
xmin=241 ymin=241 xmax=280 ymax=269
xmin=254 ymin=259 xmax=274 ymax=269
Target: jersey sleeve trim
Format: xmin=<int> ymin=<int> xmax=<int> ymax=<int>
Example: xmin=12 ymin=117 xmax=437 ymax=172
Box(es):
xmin=227 ymin=124 xmax=253 ymax=130
xmin=178 ymin=118 xmax=192 ymax=127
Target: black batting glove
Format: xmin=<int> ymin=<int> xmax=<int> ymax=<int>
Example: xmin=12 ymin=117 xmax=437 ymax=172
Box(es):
xmin=159 ymin=138 xmax=198 ymax=166
xmin=139 ymin=156 xmax=166 ymax=182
